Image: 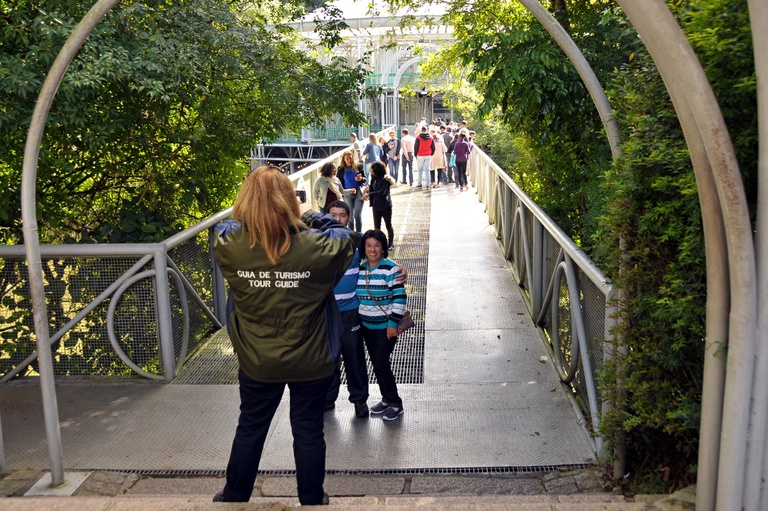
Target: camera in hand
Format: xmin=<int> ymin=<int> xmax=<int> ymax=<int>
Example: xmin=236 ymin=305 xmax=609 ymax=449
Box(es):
xmin=295 ymin=190 xmax=307 ymax=203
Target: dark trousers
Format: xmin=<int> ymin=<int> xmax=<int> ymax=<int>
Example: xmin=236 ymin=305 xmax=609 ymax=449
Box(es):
xmin=223 ymin=370 xmax=332 ymax=505
xmin=400 ymin=153 xmax=413 ymax=184
xmin=373 ymin=207 xmax=394 ymax=247
xmin=362 ymin=326 xmax=402 ymax=406
xmin=456 ymin=161 xmax=468 ymax=187
xmin=326 ymin=309 xmax=369 ymax=405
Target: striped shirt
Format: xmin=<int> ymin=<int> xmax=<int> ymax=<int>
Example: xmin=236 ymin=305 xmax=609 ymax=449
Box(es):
xmin=334 ymin=250 xmax=361 ymax=312
xmin=356 ymin=258 xmax=407 ymax=329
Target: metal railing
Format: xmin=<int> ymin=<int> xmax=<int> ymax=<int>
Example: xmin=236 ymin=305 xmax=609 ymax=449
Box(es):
xmin=1 ymin=135 xmax=612 ymax=456
xmin=468 ymin=148 xmax=617 ymax=454
xmin=1 ymin=132 xmax=399 ymax=383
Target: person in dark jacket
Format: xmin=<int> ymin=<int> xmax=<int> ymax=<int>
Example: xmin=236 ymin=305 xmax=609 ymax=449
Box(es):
xmin=212 ymin=166 xmax=358 ymax=506
xmin=364 ymin=162 xmax=397 ymax=249
xmin=453 ymin=133 xmax=472 ymax=191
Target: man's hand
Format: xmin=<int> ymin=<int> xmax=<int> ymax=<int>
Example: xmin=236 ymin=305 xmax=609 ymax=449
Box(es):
xmin=299 ymin=202 xmax=313 ymax=215
xmin=395 ymin=266 xmax=408 ymax=284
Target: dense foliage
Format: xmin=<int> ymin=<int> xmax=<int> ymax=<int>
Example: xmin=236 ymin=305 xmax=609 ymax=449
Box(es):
xmin=0 ymin=0 xmax=366 ymax=244
xmin=393 ymin=0 xmax=757 ymax=492
xmin=596 ymin=0 xmax=756 ymax=491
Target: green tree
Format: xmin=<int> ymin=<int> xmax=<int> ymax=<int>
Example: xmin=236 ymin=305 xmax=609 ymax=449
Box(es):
xmin=0 ymin=0 xmax=366 ymax=244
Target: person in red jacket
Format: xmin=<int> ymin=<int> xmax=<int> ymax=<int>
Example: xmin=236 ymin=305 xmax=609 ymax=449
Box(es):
xmin=412 ymin=126 xmax=434 ymax=188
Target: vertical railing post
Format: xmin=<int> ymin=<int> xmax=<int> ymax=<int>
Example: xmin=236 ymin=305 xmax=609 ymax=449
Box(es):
xmin=209 ymin=227 xmax=227 ymax=325
xmin=153 ymin=251 xmax=176 ymax=381
xmin=0 ymin=408 xmax=5 ymax=474
xmin=532 ymin=217 xmax=545 ymax=318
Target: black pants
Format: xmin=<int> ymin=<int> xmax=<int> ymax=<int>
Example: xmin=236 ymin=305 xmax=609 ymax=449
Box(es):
xmin=456 ymin=161 xmax=468 ymax=187
xmin=326 ymin=309 xmax=369 ymax=405
xmin=362 ymin=326 xmax=402 ymax=406
xmin=373 ymin=206 xmax=395 ymax=247
xmin=222 ymin=370 xmax=332 ymax=505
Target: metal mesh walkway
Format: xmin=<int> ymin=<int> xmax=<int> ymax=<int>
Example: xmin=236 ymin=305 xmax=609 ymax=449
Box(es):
xmin=0 ymin=183 xmax=595 ymax=474
xmin=173 ymin=186 xmax=431 ymax=386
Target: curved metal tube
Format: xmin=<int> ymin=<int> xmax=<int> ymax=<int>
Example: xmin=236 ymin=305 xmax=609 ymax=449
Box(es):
xmin=106 ymin=268 xmax=189 ymax=379
xmin=550 ymin=260 xmax=581 ymax=383
xmin=746 ymin=1 xmax=768 ymax=509
xmin=0 ymin=253 xmax=155 ymax=383
xmin=19 ymin=0 xmax=122 ymax=485
xmin=517 ymin=0 xmax=621 ymax=159
xmin=615 ymin=2 xmax=755 ymax=509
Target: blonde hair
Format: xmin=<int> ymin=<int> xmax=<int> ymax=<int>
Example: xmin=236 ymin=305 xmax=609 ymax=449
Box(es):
xmin=340 ymin=149 xmax=358 ymax=168
xmin=233 ymin=166 xmax=307 ymax=264
xmin=368 ymin=134 xmax=377 ymax=143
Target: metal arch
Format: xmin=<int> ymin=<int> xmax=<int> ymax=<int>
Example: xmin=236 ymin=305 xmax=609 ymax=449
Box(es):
xmin=19 ymin=0 xmax=123 ymax=485
xmin=107 ymin=268 xmax=190 ymax=380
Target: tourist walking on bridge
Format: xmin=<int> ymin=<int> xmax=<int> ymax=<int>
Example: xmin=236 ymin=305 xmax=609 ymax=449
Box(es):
xmin=453 ymin=132 xmax=472 ymax=191
xmin=357 ymin=229 xmax=407 ymax=421
xmin=212 ymin=166 xmax=358 ymax=506
xmin=413 ymin=126 xmax=434 ymax=188
xmin=400 ymin=128 xmax=415 ymax=185
xmin=364 ymin=162 xmax=396 ymax=249
xmin=430 ymin=131 xmax=447 ymax=188
xmin=385 ymin=131 xmax=400 ymax=182
xmin=313 ymin=161 xmax=345 ymax=214
xmin=336 ymin=150 xmax=366 ymax=233
xmin=362 ymin=133 xmax=383 ymax=180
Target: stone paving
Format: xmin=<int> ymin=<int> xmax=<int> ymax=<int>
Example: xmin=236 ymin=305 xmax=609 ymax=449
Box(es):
xmin=0 ymin=466 xmax=696 ymax=509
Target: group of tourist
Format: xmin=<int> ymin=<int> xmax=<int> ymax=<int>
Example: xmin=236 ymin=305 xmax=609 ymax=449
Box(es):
xmin=360 ymin=118 xmax=476 ymax=191
xmin=212 ymin=166 xmax=409 ymax=506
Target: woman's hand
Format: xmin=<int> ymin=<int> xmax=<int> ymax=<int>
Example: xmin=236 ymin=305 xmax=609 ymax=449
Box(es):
xmin=355 ymin=174 xmax=363 ymax=182
xmin=387 ymin=326 xmax=398 ymax=339
xmin=348 ymin=188 xmax=356 ymax=194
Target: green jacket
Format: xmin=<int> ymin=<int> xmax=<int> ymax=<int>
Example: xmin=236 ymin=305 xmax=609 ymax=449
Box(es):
xmin=213 ymin=211 xmax=358 ymax=382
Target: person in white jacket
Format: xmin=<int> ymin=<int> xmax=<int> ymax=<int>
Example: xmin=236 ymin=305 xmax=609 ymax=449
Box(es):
xmin=429 ymin=132 xmax=447 ymax=188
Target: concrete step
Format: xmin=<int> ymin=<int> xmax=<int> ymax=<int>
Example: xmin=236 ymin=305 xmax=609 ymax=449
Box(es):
xmin=0 ymin=494 xmax=692 ymax=510
xmin=1 ymin=470 xmax=695 ymax=510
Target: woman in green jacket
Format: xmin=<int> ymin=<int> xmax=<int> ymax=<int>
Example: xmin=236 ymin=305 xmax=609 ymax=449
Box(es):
xmin=212 ymin=166 xmax=358 ymax=506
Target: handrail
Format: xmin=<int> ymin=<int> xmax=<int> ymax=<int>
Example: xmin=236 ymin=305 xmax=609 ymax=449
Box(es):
xmin=468 ymin=146 xmax=616 ymax=455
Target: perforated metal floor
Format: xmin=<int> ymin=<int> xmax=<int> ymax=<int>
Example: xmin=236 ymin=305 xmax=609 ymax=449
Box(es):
xmin=173 ymin=186 xmax=431 ymax=386
xmin=0 ymin=183 xmax=595 ymax=474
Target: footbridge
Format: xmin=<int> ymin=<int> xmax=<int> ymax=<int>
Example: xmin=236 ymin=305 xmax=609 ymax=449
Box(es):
xmin=0 ymin=147 xmax=614 ymax=478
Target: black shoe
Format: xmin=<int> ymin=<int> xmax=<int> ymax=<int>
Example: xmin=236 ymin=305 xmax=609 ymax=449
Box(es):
xmin=383 ymin=406 xmax=404 ymax=421
xmin=370 ymin=401 xmax=388 ymax=414
xmin=325 ymin=402 xmax=335 ymax=412
xmin=322 ymin=492 xmax=330 ymax=505
xmin=354 ymin=402 xmax=369 ymax=418
xmin=212 ymin=491 xmax=225 ymax=502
